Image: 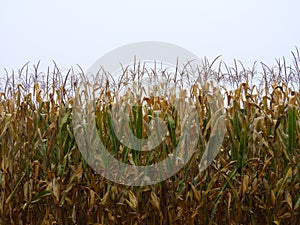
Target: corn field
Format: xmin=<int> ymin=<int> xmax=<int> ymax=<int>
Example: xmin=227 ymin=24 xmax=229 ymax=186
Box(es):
xmin=0 ymin=51 xmax=300 ymax=224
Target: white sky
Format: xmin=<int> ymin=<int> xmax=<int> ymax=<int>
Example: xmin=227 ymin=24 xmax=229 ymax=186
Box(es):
xmin=1 ymin=0 xmax=299 ymax=73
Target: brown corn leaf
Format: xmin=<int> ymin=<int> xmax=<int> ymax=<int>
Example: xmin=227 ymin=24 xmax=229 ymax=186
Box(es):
xmin=285 ymin=191 xmax=293 ymax=210
xmin=150 ymin=191 xmax=160 ymax=210
xmin=242 ymin=175 xmax=249 ymax=197
xmin=271 ymin=189 xmax=276 ymax=206
xmin=125 ymin=190 xmax=137 ymax=209
xmin=189 ymin=182 xmax=201 ymax=202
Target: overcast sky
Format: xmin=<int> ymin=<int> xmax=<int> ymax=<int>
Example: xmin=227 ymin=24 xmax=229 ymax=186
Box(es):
xmin=1 ymin=0 xmax=299 ymax=74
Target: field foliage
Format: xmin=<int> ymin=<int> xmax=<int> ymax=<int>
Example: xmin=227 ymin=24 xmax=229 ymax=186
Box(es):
xmin=0 ymin=51 xmax=300 ymax=224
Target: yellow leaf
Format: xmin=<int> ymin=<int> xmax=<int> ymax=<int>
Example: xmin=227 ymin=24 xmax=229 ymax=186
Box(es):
xmin=285 ymin=191 xmax=293 ymax=210
xmin=150 ymin=191 xmax=160 ymax=210
xmin=271 ymin=189 xmax=276 ymax=206
xmin=242 ymin=175 xmax=249 ymax=197
xmin=52 ymin=177 xmax=60 ymax=203
xmin=189 ymin=182 xmax=200 ymax=202
xmin=125 ymin=190 xmax=137 ymax=209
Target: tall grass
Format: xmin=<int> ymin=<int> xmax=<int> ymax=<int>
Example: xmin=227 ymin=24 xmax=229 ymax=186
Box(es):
xmin=0 ymin=50 xmax=300 ymax=224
